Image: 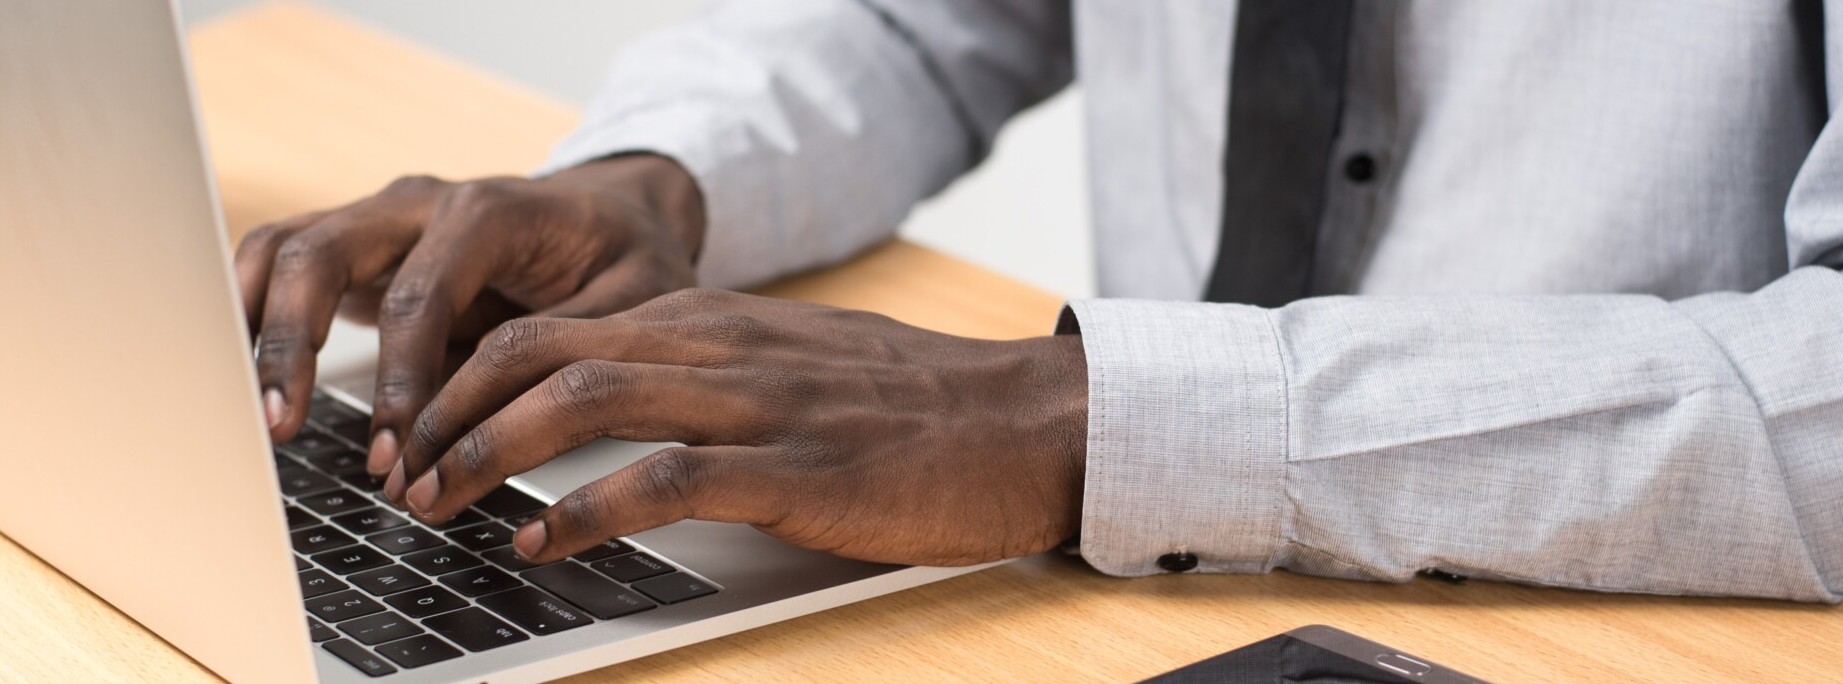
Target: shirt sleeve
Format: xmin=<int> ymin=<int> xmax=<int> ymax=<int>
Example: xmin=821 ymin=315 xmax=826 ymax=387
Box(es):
xmin=536 ymin=0 xmax=1072 ymax=290
xmin=1065 ymin=277 xmax=1839 ymax=601
xmin=1064 ymin=86 xmax=1843 ymax=601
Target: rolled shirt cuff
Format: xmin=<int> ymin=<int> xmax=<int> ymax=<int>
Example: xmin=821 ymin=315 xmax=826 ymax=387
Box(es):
xmin=1059 ymin=298 xmax=1290 ymax=576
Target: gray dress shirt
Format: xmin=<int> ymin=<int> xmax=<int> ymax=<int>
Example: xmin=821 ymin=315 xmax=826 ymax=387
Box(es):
xmin=539 ymin=0 xmax=1843 ymax=602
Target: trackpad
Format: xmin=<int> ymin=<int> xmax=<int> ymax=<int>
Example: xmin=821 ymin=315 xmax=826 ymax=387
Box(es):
xmin=510 ymin=438 xmax=677 ymax=500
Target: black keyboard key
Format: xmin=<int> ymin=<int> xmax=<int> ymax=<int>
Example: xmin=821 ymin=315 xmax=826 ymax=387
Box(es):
xmin=444 ymin=522 xmax=516 ymax=552
xmin=348 ymin=565 xmax=431 ymax=596
xmin=474 ymin=486 xmax=545 ymax=518
xmin=337 ymin=611 xmax=424 ymax=646
xmin=373 ymin=634 xmax=462 ymax=670
xmin=481 ymin=546 xmax=553 ymax=572
xmin=278 ymin=469 xmax=338 ymax=498
xmin=402 ymin=545 xmax=484 ymax=576
xmin=305 ymin=449 xmax=367 ymax=474
xmin=312 ymin=546 xmax=392 ymax=575
xmin=299 ymin=489 xmax=371 ymax=516
xmin=632 ymin=573 xmax=719 ymax=604
xmin=367 ymin=527 xmax=445 ymax=555
xmin=305 ymin=590 xmax=385 ymax=623
xmin=422 ymin=607 xmax=528 ymax=652
xmin=341 ymin=471 xmax=386 ymax=492
xmin=427 ymin=508 xmax=487 ymax=531
xmin=298 ymin=569 xmax=347 ymax=599
xmin=307 ymin=617 xmax=337 ymax=643
xmin=322 ymin=639 xmax=396 ymax=677
xmin=295 ymin=555 xmax=311 ymax=571
xmin=478 ymin=587 xmax=593 ymax=636
xmin=284 ymin=506 xmax=319 ymax=530
xmin=589 ymin=552 xmax=673 ymax=583
xmin=524 ymin=563 xmax=655 ymax=619
xmin=326 ymin=420 xmax=374 ymax=448
xmin=332 ymin=508 xmax=410 ymax=535
xmin=291 ymin=525 xmax=357 ymax=555
xmin=438 ymin=566 xmax=522 ymax=597
xmin=383 ymin=585 xmax=468 ymax=620
xmin=310 ymin=396 xmax=368 ymax=427
xmin=281 ymin=428 xmax=350 ymax=460
xmin=504 ymin=513 xmax=534 ymax=527
xmin=571 ymin=538 xmax=635 ymax=562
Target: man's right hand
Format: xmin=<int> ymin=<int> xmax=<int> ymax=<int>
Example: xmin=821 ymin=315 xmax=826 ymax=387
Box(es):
xmin=234 ymin=154 xmax=705 ymax=477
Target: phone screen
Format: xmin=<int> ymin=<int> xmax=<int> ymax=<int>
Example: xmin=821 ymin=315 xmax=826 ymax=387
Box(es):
xmin=1142 ymin=633 xmax=1426 ymax=684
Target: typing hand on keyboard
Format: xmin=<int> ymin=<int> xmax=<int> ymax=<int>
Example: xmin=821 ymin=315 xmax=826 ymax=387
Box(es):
xmin=233 ymin=155 xmax=704 ymax=475
xmin=382 ymin=289 xmax=1091 ymax=568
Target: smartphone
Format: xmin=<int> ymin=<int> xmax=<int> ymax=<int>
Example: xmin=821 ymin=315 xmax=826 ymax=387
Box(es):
xmin=1140 ymin=625 xmax=1490 ymax=683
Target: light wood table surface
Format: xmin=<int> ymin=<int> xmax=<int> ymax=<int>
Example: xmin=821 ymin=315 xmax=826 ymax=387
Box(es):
xmin=3 ymin=3 xmax=1840 ymax=682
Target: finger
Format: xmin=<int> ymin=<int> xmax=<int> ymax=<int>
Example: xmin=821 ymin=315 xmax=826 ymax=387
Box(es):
xmin=398 ymin=360 xmax=765 ymax=522
xmin=529 ymin=255 xmax=687 ymax=320
xmin=511 ymin=445 xmax=784 ymax=563
xmin=233 ymin=211 xmax=326 ymax=336
xmin=398 ymin=317 xmax=734 ymax=483
xmin=255 ymin=214 xmax=419 ymax=439
xmin=371 ymin=191 xmax=509 ymax=485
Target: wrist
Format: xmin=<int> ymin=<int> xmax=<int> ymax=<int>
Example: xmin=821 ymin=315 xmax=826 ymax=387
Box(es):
xmin=549 ymin=153 xmax=707 ymax=259
xmin=1006 ymin=334 xmax=1090 ymax=532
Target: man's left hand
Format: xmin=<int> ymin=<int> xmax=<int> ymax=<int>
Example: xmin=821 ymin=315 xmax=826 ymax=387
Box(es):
xmin=383 ymin=289 xmax=1088 ymax=566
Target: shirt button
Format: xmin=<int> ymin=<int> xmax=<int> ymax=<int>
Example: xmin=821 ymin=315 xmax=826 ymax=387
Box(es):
xmin=1156 ymin=552 xmax=1198 ymax=573
xmin=1343 ymin=153 xmax=1377 ymax=183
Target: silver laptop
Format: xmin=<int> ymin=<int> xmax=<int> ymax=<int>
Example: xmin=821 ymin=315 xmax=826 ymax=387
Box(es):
xmin=0 ymin=2 xmax=1002 ymax=682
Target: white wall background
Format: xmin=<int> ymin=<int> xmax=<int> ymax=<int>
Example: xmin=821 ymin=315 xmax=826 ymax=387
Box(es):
xmin=181 ymin=1 xmax=1096 ymax=299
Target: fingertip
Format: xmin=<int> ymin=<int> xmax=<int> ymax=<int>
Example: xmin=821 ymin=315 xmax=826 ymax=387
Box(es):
xmin=366 ymin=429 xmax=398 ymax=477
xmin=513 ymin=519 xmax=548 ymax=560
xmin=405 ymin=468 xmax=440 ymax=516
xmin=383 ymin=459 xmax=408 ymax=504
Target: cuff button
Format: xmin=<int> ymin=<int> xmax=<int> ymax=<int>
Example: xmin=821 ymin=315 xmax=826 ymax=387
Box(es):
xmin=1156 ymin=552 xmax=1198 ymax=573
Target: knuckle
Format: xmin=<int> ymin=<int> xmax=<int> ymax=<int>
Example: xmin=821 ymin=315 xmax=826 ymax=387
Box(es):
xmin=254 ymin=332 xmax=305 ymax=367
xmin=237 ymin=223 xmax=287 ymax=254
xmin=479 ymin=318 xmax=554 ymax=371
xmin=555 ymin=487 xmax=606 ymax=536
xmin=271 ymin=233 xmax=336 ymax=272
xmin=446 ymin=178 xmax=518 ymax=211
xmin=378 ymin=278 xmax=438 ymax=321
xmin=451 ymin=428 xmax=495 ymax=475
xmin=406 ymin=405 xmax=448 ymax=453
xmin=637 ymin=448 xmax=701 ymax=510
xmin=645 ymin=288 xmax=726 ymax=318
xmin=371 ymin=375 xmax=422 ymax=409
xmin=691 ymin=313 xmax=767 ymax=347
xmin=551 ymin=361 xmax=621 ymax=414
xmin=384 ymin=174 xmax=444 ymax=196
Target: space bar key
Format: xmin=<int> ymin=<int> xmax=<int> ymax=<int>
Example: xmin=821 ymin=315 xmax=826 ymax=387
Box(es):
xmin=522 ymin=563 xmax=657 ymax=620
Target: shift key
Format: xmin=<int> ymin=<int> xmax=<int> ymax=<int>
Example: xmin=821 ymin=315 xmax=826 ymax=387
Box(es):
xmin=522 ymin=563 xmax=655 ymax=619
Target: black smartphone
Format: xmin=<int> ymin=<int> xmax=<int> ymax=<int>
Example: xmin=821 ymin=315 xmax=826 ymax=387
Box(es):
xmin=1140 ymin=625 xmax=1490 ymax=683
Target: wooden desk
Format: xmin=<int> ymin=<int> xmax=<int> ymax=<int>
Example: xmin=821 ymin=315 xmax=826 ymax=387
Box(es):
xmin=1 ymin=2 xmax=1838 ymax=681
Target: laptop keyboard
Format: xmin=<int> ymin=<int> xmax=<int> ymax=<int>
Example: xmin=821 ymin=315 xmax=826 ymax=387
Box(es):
xmin=280 ymin=390 xmax=719 ymax=677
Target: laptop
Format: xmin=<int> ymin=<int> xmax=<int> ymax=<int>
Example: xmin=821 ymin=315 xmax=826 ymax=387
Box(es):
xmin=0 ymin=2 xmax=1004 ymax=682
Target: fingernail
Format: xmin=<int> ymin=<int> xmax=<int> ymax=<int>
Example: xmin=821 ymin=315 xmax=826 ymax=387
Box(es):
xmin=513 ymin=520 xmax=547 ymax=560
xmin=263 ymin=389 xmax=287 ymax=429
xmin=383 ymin=460 xmax=407 ymax=503
xmin=405 ymin=469 xmax=440 ymax=515
xmin=367 ymin=430 xmax=398 ymax=477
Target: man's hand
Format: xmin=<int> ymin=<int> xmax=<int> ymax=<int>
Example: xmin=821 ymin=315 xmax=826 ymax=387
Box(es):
xmin=385 ymin=289 xmax=1089 ymax=567
xmin=234 ymin=155 xmax=704 ymax=476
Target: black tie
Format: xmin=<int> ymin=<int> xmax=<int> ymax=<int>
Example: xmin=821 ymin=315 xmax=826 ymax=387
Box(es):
xmin=1202 ymin=0 xmax=1354 ymax=306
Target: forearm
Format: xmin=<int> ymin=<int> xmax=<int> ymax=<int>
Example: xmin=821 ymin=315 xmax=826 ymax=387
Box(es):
xmin=540 ymin=0 xmax=1072 ymax=290
xmin=1066 ymin=268 xmax=1843 ymax=602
